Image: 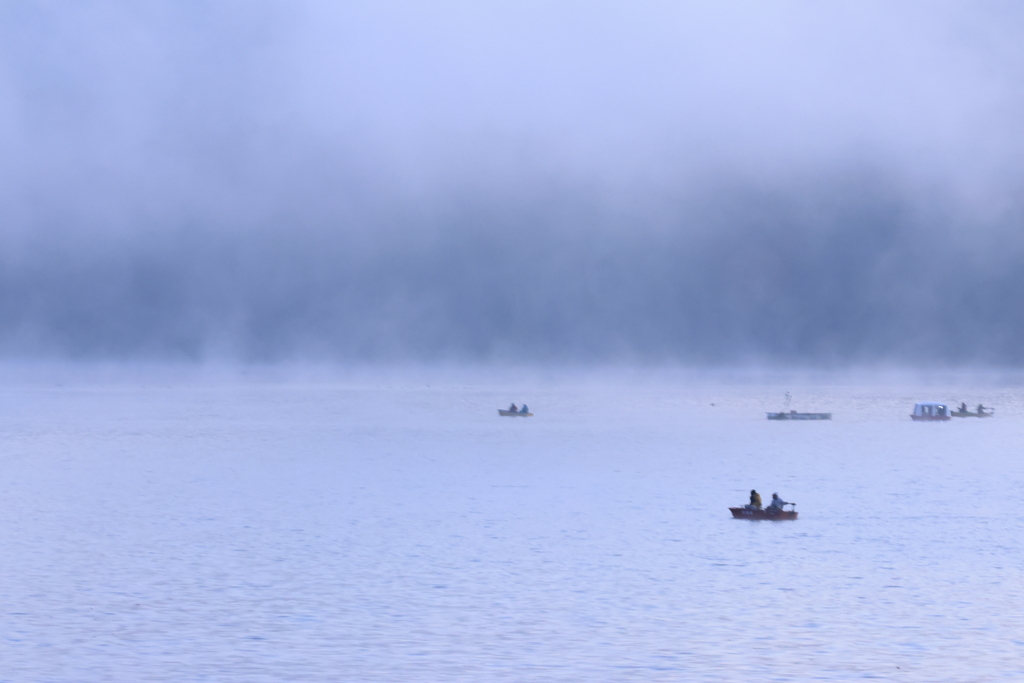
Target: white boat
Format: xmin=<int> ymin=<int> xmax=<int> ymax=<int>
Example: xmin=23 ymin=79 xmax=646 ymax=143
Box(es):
xmin=766 ymin=411 xmax=831 ymax=420
xmin=911 ymin=402 xmax=950 ymax=421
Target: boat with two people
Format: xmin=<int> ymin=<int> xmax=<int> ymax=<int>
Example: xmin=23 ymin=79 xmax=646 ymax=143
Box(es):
xmin=730 ymin=490 xmax=798 ymax=520
xmin=952 ymin=402 xmax=994 ymax=418
xmin=498 ymin=403 xmax=533 ymax=417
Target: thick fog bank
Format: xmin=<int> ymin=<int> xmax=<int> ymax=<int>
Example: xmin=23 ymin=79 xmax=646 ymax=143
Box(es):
xmin=3 ymin=176 xmax=1022 ymax=366
xmin=2 ymin=2 xmax=1023 ymax=365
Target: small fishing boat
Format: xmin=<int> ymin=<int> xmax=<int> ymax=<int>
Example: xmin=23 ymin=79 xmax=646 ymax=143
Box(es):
xmin=729 ymin=507 xmax=798 ymax=520
xmin=767 ymin=411 xmax=831 ymax=420
xmin=498 ymin=409 xmax=533 ymax=417
xmin=911 ymin=402 xmax=951 ymax=421
xmin=952 ymin=407 xmax=994 ymax=418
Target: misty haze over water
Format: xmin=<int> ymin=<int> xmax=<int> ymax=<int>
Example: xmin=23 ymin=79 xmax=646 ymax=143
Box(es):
xmin=2 ymin=2 xmax=1024 ymax=365
xmin=6 ymin=6 xmax=1024 ymax=680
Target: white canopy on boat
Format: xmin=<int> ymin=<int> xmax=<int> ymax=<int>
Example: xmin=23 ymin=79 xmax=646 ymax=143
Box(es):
xmin=913 ymin=402 xmax=948 ymax=416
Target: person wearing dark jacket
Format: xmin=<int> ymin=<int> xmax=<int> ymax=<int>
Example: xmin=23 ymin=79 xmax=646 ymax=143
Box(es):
xmin=747 ymin=490 xmax=762 ymax=509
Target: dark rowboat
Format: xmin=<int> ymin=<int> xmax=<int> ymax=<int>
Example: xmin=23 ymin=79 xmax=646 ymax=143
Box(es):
xmin=952 ymin=410 xmax=993 ymax=418
xmin=498 ymin=409 xmax=533 ymax=417
xmin=729 ymin=507 xmax=798 ymax=520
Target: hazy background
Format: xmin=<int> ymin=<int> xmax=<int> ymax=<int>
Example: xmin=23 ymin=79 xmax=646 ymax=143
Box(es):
xmin=2 ymin=0 xmax=1023 ymax=365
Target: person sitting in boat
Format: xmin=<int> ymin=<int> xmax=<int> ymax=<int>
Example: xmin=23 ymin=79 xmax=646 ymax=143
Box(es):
xmin=519 ymin=404 xmax=529 ymax=414
xmin=768 ymin=493 xmax=790 ymax=511
xmin=746 ymin=489 xmax=762 ymax=510
xmin=509 ymin=403 xmax=518 ymax=412
xmin=977 ymin=403 xmax=988 ymax=415
xmin=960 ymin=402 xmax=968 ymax=413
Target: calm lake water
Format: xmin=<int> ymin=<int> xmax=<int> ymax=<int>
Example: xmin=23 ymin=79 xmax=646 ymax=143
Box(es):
xmin=2 ymin=369 xmax=1023 ymax=681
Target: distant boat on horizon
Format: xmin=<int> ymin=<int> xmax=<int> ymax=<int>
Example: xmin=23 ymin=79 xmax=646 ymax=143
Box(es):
xmin=766 ymin=411 xmax=831 ymax=420
xmin=952 ymin=404 xmax=993 ymax=418
xmin=498 ymin=409 xmax=533 ymax=417
xmin=911 ymin=402 xmax=950 ymax=421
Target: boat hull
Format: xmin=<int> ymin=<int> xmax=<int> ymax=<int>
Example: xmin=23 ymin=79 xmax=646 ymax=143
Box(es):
xmin=952 ymin=411 xmax=993 ymax=418
xmin=767 ymin=412 xmax=831 ymax=420
xmin=498 ymin=410 xmax=533 ymax=417
xmin=911 ymin=414 xmax=950 ymax=421
xmin=729 ymin=507 xmax=798 ymax=520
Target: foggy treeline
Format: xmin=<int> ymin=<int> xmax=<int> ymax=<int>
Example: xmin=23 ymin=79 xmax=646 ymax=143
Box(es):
xmin=2 ymin=1 xmax=1023 ymax=365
